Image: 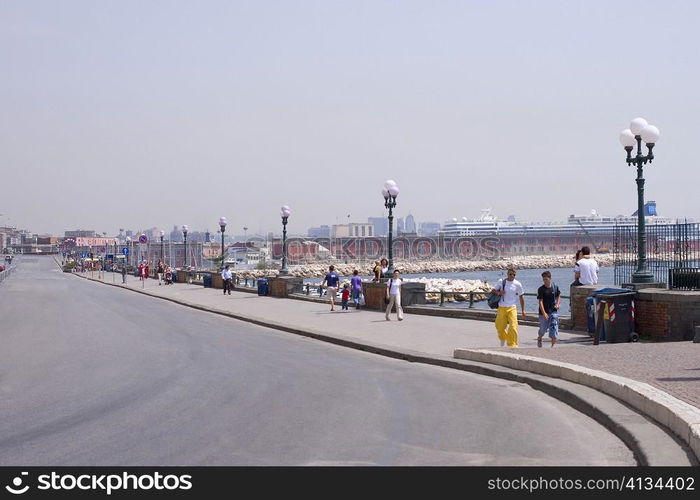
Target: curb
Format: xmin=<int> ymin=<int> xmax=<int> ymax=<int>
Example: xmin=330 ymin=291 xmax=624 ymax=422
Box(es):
xmin=454 ymin=348 xmax=700 ymax=464
xmin=70 ymin=270 xmax=697 ymax=465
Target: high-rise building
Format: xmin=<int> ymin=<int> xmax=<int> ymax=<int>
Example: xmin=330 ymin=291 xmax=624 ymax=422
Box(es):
xmin=405 ymin=214 xmax=416 ymax=233
xmin=368 ymin=217 xmax=388 ymax=236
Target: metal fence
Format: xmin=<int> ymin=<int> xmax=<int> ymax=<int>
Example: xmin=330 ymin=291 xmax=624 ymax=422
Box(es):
xmin=614 ymin=221 xmax=700 ymax=289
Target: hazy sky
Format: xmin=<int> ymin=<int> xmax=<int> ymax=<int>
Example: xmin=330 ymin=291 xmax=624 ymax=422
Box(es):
xmin=2 ymin=0 xmax=699 ymax=236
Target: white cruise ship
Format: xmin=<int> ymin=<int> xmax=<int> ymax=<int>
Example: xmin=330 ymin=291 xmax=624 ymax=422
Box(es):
xmin=439 ymin=202 xmax=678 ymax=238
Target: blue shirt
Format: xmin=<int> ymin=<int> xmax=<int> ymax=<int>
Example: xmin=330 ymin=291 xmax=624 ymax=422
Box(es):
xmin=325 ymin=272 xmax=340 ymax=287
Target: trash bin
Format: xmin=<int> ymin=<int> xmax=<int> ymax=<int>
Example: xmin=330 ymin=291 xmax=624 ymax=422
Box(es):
xmin=593 ymin=289 xmax=637 ymax=343
xmin=203 ymin=273 xmax=212 ymax=288
xmin=257 ymin=279 xmax=269 ymax=296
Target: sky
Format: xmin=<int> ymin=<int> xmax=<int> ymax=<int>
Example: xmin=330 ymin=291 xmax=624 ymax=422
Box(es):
xmin=1 ymin=0 xmax=699 ymax=237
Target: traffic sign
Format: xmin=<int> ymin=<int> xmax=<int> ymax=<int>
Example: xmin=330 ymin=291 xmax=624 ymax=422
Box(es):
xmin=122 ymin=248 xmax=129 ymax=255
xmin=138 ymin=234 xmax=148 ymax=244
xmin=81 ymin=253 xmax=87 ymax=258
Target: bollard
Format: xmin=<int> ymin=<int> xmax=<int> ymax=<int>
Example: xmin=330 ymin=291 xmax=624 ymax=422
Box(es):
xmin=469 ymin=291 xmax=474 ymax=308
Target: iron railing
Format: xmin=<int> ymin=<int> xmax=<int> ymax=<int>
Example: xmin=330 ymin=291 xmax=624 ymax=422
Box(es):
xmin=614 ymin=221 xmax=700 ymax=288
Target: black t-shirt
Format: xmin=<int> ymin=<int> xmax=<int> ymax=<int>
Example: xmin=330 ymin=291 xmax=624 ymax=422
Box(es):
xmin=537 ymin=284 xmax=560 ymax=315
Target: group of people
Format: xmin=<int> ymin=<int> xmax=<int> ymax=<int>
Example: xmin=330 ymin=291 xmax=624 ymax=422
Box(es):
xmin=320 ymin=263 xmax=404 ymax=320
xmin=490 ymin=246 xmax=599 ymax=349
xmin=120 ymin=261 xmax=173 ymax=285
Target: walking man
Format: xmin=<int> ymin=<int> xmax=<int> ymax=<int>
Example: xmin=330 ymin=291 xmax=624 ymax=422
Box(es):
xmin=385 ymin=269 xmax=404 ymax=321
xmin=157 ymin=261 xmax=165 ymax=285
xmin=491 ymin=268 xmax=526 ymax=347
xmin=575 ymin=246 xmax=599 ymax=285
xmin=537 ymin=271 xmax=561 ymax=348
xmin=221 ymin=265 xmax=233 ymax=295
xmin=321 ymin=265 xmax=341 ymax=311
xmin=121 ymin=265 xmax=127 ymax=284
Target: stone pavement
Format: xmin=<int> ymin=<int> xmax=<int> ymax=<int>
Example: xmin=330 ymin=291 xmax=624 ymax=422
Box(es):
xmin=78 ymin=270 xmax=700 ymax=462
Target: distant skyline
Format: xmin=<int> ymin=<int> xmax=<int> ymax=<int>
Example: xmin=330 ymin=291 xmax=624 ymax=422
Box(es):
xmin=2 ymin=1 xmax=699 ymax=236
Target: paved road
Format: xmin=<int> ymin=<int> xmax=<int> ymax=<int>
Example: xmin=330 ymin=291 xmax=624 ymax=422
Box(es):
xmin=0 ymin=256 xmax=635 ymax=465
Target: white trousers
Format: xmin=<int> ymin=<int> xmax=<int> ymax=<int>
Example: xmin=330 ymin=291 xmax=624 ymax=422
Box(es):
xmin=385 ymin=293 xmax=404 ymax=320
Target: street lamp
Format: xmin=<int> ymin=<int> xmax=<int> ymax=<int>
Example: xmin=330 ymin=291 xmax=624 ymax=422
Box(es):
xmin=279 ymin=206 xmax=291 ymax=275
xmin=619 ymin=117 xmax=661 ymax=284
xmin=126 ymin=236 xmax=131 ymax=267
xmin=160 ymin=230 xmax=165 ymax=263
xmin=382 ymin=180 xmax=400 ymax=276
xmin=219 ymin=217 xmax=227 ymax=270
xmin=181 ymin=224 xmax=189 ymax=268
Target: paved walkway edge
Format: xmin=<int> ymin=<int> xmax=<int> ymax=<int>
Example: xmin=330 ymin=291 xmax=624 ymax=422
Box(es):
xmin=454 ymin=348 xmax=700 ymax=463
xmin=64 ymin=265 xmax=697 ymax=465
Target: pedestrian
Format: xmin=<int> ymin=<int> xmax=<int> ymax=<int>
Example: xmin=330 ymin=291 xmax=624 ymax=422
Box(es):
xmin=385 ymin=269 xmax=404 ymax=321
xmin=164 ymin=266 xmax=173 ymax=284
xmin=491 ymin=267 xmax=526 ymax=347
xmin=341 ymin=284 xmax=350 ymax=311
xmin=157 ymin=261 xmax=165 ymax=285
xmin=138 ymin=262 xmax=144 ymax=281
xmin=350 ymin=269 xmax=363 ymax=310
xmin=321 ymin=265 xmax=341 ymax=311
xmin=537 ymin=271 xmax=561 ymax=348
xmin=144 ymin=262 xmax=150 ymax=280
xmin=371 ymin=261 xmax=381 ymax=282
xmin=221 ymin=265 xmax=233 ymax=295
xmin=121 ymin=265 xmax=127 ymax=284
xmin=380 ymin=258 xmax=389 ymax=278
xmin=575 ymin=246 xmax=599 ymax=285
xmin=571 ymin=249 xmax=583 ymax=286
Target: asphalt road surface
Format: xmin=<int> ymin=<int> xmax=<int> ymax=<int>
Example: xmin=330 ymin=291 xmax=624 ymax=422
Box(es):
xmin=0 ymin=256 xmax=635 ymax=465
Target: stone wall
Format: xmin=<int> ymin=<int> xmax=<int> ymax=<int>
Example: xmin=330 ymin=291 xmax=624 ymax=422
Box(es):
xmin=268 ymin=276 xmax=303 ymax=298
xmin=569 ymin=285 xmax=599 ymax=331
xmin=635 ymin=289 xmax=700 ymax=341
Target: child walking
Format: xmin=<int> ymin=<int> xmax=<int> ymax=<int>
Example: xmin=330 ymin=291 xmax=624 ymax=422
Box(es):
xmin=341 ymin=284 xmax=350 ymax=311
xmin=537 ymin=271 xmax=561 ymax=347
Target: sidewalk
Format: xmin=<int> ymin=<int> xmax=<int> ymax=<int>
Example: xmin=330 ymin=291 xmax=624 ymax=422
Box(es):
xmin=80 ymin=271 xmax=700 ymax=463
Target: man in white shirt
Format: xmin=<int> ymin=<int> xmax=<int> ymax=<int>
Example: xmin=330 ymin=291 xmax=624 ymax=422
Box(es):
xmin=491 ymin=268 xmax=526 ymax=347
xmin=221 ymin=265 xmax=233 ymax=295
xmin=575 ymin=246 xmax=599 ymax=285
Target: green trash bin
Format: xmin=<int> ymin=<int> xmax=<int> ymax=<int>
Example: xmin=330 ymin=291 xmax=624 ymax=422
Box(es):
xmin=598 ymin=291 xmax=637 ymax=343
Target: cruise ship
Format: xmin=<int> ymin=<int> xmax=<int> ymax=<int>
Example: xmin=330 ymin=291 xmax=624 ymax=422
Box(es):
xmin=439 ymin=202 xmax=677 ymax=238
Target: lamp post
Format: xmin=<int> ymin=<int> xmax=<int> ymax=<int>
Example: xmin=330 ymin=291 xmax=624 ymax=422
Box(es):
xmin=619 ymin=117 xmax=661 ymax=284
xmin=182 ymin=224 xmax=189 ymax=268
xmin=219 ymin=217 xmax=227 ymax=270
xmin=159 ymin=230 xmax=165 ymax=263
xmin=279 ymin=206 xmax=291 ymax=275
xmin=243 ymin=226 xmax=248 ymax=263
xmin=382 ymin=180 xmax=400 ymax=276
xmin=126 ymin=236 xmax=131 ymax=268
